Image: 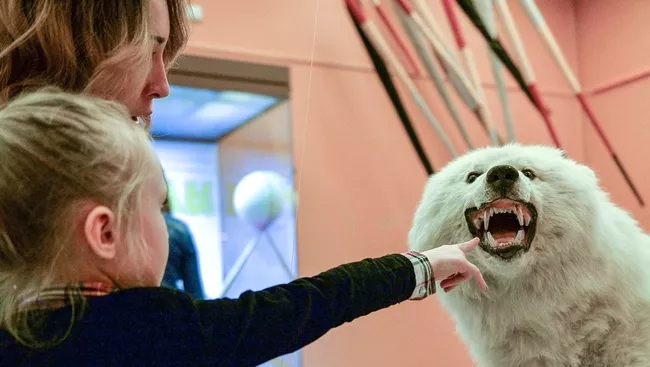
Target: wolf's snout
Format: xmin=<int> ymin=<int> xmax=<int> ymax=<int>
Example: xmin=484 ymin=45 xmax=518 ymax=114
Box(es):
xmin=487 ymin=165 xmax=519 ymax=193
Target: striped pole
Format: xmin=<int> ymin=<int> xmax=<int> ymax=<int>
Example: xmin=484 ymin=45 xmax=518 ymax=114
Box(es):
xmin=347 ymin=0 xmax=459 ymax=157
xmin=441 ymin=0 xmax=500 ymax=146
xmin=475 ymin=0 xmax=516 ymax=142
xmin=519 ymin=0 xmax=643 ymax=206
xmin=394 ymin=0 xmax=474 ymax=149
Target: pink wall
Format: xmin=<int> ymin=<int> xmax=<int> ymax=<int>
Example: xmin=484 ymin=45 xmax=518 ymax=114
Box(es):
xmin=576 ymin=0 xmax=650 ymax=227
xmin=184 ymin=1 xmax=586 ymax=365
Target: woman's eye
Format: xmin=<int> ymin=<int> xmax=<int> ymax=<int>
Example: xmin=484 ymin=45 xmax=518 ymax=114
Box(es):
xmin=522 ymin=169 xmax=536 ymax=180
xmin=466 ymin=172 xmax=481 ymax=184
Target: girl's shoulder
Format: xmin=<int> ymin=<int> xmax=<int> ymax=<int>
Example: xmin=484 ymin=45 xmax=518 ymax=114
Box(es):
xmin=89 ymin=286 xmax=197 ymax=313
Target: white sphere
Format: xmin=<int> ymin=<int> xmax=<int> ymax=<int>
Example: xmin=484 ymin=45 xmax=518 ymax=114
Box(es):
xmin=233 ymin=171 xmax=291 ymax=231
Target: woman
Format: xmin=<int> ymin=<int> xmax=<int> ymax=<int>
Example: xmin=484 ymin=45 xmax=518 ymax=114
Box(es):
xmin=0 ymin=0 xmax=188 ymax=127
xmin=0 ymin=1 xmax=486 ymax=365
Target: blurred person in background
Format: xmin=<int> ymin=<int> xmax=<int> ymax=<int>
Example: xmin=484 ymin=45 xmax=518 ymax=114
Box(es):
xmin=161 ymin=187 xmax=205 ymax=300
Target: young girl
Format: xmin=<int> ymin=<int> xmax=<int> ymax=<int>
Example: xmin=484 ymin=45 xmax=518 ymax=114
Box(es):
xmin=0 ymin=90 xmax=485 ymax=366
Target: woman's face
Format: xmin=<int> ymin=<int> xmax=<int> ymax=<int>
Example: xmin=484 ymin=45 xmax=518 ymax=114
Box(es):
xmin=117 ymin=0 xmax=171 ymax=121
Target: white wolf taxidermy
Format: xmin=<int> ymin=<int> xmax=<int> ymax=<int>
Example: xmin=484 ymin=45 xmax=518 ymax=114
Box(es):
xmin=409 ymin=144 xmax=650 ymax=367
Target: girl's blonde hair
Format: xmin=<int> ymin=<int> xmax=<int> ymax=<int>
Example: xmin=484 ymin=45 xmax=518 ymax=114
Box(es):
xmin=0 ymin=0 xmax=190 ymax=102
xmin=0 ymin=89 xmax=155 ymax=348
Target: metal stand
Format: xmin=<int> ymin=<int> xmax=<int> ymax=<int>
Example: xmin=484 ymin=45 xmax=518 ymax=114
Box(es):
xmin=219 ymin=227 xmax=295 ymax=298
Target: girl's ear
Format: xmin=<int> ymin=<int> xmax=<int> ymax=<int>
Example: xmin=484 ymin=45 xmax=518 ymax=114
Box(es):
xmin=83 ymin=206 xmax=117 ymax=260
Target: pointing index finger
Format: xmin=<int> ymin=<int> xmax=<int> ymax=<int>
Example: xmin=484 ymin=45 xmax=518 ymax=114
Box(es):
xmin=458 ymin=237 xmax=480 ymax=253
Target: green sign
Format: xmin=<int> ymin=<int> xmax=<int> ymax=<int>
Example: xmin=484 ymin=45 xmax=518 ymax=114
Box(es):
xmin=168 ymin=181 xmax=214 ymax=215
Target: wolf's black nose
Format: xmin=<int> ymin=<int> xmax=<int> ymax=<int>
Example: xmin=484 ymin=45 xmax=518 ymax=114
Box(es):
xmin=486 ymin=165 xmax=519 ymax=193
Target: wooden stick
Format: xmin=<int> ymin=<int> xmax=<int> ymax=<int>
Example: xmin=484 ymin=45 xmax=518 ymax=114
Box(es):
xmin=411 ymin=0 xmax=504 ymax=144
xmin=455 ymin=0 xmax=543 ymax=114
xmin=394 ymin=0 xmax=481 ymax=106
xmin=347 ymin=1 xmax=436 ymax=174
xmin=494 ymin=0 xmax=559 ymax=145
xmin=369 ymin=0 xmax=422 ymax=76
xmin=411 ymin=0 xmax=478 ymax=110
xmin=393 ymin=0 xmax=474 ymax=149
xmin=347 ymin=0 xmax=459 ymax=157
xmin=518 ymin=0 xmax=643 ymax=206
xmin=475 ymin=0 xmax=516 ymax=143
xmin=457 ymin=0 xmax=561 ymax=148
xmin=441 ymin=0 xmax=500 ymax=146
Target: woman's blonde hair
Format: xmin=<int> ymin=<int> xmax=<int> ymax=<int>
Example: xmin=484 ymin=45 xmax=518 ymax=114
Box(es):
xmin=0 ymin=89 xmax=156 ymax=348
xmin=0 ymin=0 xmax=190 ymax=102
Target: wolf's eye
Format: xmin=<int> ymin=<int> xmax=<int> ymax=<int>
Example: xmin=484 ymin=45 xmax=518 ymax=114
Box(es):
xmin=466 ymin=172 xmax=481 ymax=184
xmin=522 ymin=169 xmax=536 ymax=180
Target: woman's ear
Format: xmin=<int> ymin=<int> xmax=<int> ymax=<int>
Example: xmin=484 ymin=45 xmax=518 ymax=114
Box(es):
xmin=84 ymin=206 xmax=117 ymax=260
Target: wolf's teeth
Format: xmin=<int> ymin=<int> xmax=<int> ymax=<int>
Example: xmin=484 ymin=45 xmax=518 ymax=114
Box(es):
xmin=515 ymin=229 xmax=524 ymax=243
xmin=487 ymin=231 xmax=497 ymax=247
xmin=483 ymin=211 xmax=490 ymax=230
xmin=524 ymin=215 xmax=531 ymax=226
xmin=474 ymin=218 xmax=482 ymax=230
xmin=516 ymin=207 xmax=524 ymax=226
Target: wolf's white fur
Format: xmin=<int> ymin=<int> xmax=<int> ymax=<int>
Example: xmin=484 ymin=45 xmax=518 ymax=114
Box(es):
xmin=409 ymin=144 xmax=650 ymax=367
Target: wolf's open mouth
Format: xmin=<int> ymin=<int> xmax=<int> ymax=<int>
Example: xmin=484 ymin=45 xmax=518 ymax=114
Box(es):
xmin=465 ymin=199 xmax=538 ymax=260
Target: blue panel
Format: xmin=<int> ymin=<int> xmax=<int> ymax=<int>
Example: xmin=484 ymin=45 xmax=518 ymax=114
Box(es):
xmin=150 ymin=85 xmax=281 ymax=140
